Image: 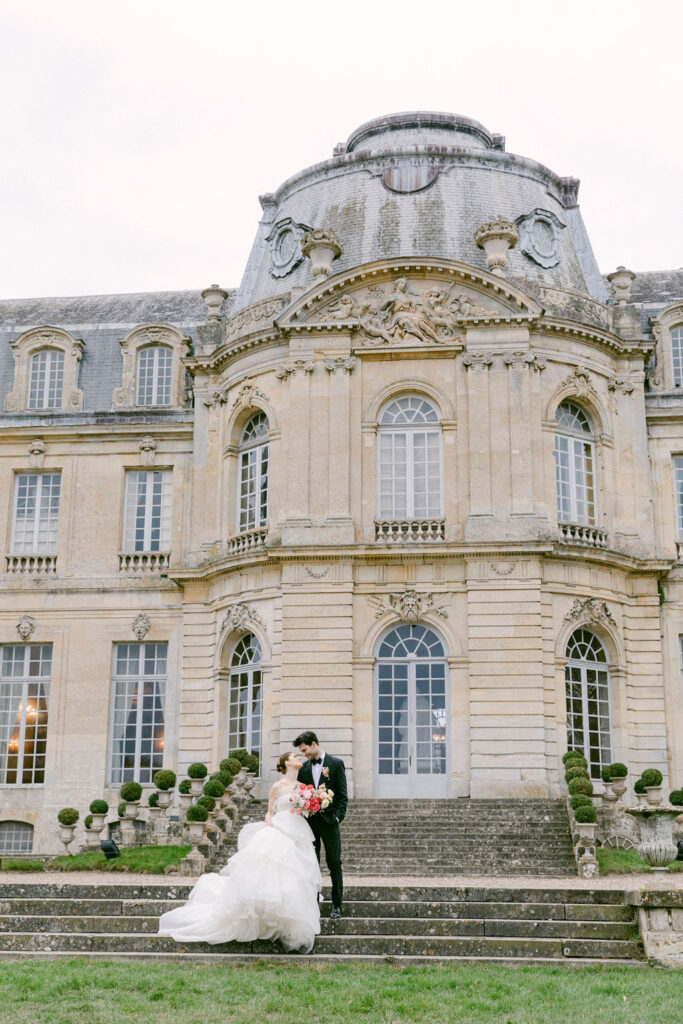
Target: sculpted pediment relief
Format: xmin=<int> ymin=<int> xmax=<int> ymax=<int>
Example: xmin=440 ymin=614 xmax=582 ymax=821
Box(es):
xmin=282 ymin=259 xmax=541 ymax=349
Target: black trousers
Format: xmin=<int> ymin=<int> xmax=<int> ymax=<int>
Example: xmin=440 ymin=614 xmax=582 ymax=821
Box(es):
xmin=310 ymin=818 xmax=343 ymax=908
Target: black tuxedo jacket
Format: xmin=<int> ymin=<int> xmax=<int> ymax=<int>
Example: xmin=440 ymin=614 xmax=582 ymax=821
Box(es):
xmin=297 ymin=753 xmax=348 ymax=824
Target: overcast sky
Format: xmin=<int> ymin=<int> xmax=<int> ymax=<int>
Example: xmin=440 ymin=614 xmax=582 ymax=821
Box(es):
xmin=1 ymin=0 xmax=681 ymax=300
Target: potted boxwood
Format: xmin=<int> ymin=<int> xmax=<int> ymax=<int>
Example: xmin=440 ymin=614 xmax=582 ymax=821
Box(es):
xmin=563 ymin=751 xmax=587 ymax=766
xmin=120 ymin=781 xmax=142 ymax=818
xmin=567 ymin=777 xmax=594 ymax=798
xmin=634 ymin=777 xmax=648 ymax=806
xmin=147 ymin=790 xmax=162 ymax=823
xmin=57 ymin=807 xmax=79 ymax=849
xmin=187 ymin=762 xmax=208 ymax=798
xmin=566 ymin=765 xmax=589 ymax=783
xmin=641 ymin=768 xmax=664 ymax=806
xmin=117 ymin=801 xmax=126 ymax=820
xmin=606 ymin=762 xmax=628 ymax=802
xmin=89 ymin=799 xmax=109 ymax=833
xmin=185 ymin=802 xmax=209 ymax=843
xmin=573 ymin=803 xmax=597 ymax=842
xmin=153 ymin=769 xmax=176 ymax=809
xmin=203 ymin=778 xmax=225 ymax=800
xmin=178 ymin=778 xmax=193 ymax=813
xmin=197 ymin=795 xmax=216 ymax=817
xmin=669 ymin=789 xmax=683 ymax=807
xmin=221 ymin=757 xmax=242 ymax=776
xmin=569 ymin=794 xmax=593 ymax=812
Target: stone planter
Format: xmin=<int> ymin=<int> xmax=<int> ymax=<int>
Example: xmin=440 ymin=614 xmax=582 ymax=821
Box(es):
xmin=59 ymin=824 xmax=76 ymax=852
xmin=627 ymin=807 xmax=679 ymax=871
xmin=148 ymin=806 xmax=162 ymax=824
xmin=602 ymin=781 xmax=618 ymax=803
xmin=473 ymin=217 xmax=518 ymax=276
xmin=90 ymin=812 xmax=107 ymax=832
xmin=635 ymin=792 xmax=649 ymax=806
xmin=83 ymin=827 xmax=101 ymax=850
xmin=155 ymin=790 xmax=172 ymax=809
xmin=609 ymin=776 xmax=628 ymax=803
xmin=576 ymin=822 xmax=597 ymax=844
xmin=300 ymin=228 xmax=342 ymax=281
xmin=123 ymin=801 xmax=139 ymax=820
xmin=189 ymin=778 xmax=205 ymax=798
xmin=186 ymin=821 xmax=205 ymax=844
xmin=645 ymin=786 xmax=663 ymax=806
xmin=178 ymin=792 xmax=193 ymax=814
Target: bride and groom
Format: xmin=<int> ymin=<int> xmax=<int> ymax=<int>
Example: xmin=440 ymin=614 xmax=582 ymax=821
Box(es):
xmin=158 ymin=731 xmax=348 ymax=952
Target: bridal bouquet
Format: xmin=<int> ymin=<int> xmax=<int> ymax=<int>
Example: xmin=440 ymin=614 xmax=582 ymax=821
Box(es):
xmin=290 ymin=782 xmax=334 ymax=816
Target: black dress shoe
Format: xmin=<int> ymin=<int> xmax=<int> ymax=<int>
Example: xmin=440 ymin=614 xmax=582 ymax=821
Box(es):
xmin=330 ymin=906 xmax=342 ymax=919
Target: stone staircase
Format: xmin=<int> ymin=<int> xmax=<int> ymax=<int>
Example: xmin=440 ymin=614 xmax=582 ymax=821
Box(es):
xmin=0 ymin=882 xmax=644 ymax=964
xmin=339 ymin=799 xmax=577 ymax=876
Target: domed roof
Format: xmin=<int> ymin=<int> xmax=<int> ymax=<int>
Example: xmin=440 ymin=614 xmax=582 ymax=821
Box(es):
xmin=232 ymin=112 xmax=607 ymax=312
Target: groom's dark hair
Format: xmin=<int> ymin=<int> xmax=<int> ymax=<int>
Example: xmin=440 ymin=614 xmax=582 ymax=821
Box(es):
xmin=293 ymin=731 xmax=318 ymax=747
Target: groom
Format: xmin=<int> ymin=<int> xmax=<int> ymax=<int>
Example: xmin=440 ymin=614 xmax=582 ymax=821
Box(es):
xmin=294 ymin=730 xmax=348 ymax=918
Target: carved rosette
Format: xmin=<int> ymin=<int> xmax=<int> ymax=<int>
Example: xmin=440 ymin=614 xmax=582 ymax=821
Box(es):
xmin=132 ymin=614 xmax=151 ymax=641
xmin=564 ymin=597 xmax=616 ymax=630
xmin=220 ymin=602 xmax=266 ymax=635
xmin=371 ymin=590 xmax=449 ymax=623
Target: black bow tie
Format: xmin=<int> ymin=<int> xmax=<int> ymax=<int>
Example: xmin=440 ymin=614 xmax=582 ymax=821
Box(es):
xmin=311 ymin=758 xmax=322 ymax=765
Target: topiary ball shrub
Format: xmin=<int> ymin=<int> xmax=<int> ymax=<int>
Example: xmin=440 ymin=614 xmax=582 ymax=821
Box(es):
xmin=570 ymin=794 xmax=593 ymax=811
xmin=203 ymin=779 xmax=225 ymax=799
xmin=84 ymin=814 xmax=93 ymax=829
xmin=215 ymin=770 xmax=233 ymax=788
xmin=563 ymin=751 xmax=587 ymax=767
xmin=573 ymin=804 xmax=597 ymax=823
xmin=89 ymin=799 xmax=108 ymax=814
xmin=223 ymin=757 xmax=242 ymax=775
xmin=243 ymin=753 xmax=260 ymax=773
xmin=117 ymin=802 xmax=126 ymax=817
xmin=186 ymin=804 xmax=208 ymax=823
xmin=568 ymin=777 xmax=594 ymax=796
xmin=641 ymin=769 xmax=663 ymax=787
xmin=669 ymin=789 xmax=683 ymax=806
xmin=197 ymin=795 xmax=215 ymax=812
xmin=153 ymin=769 xmax=177 ymax=790
xmin=607 ymin=762 xmax=628 ymax=779
xmin=187 ymin=763 xmax=208 ymax=779
xmin=120 ymin=781 xmax=143 ymax=802
xmin=148 ymin=792 xmax=159 ymax=808
xmin=566 ymin=765 xmax=589 ymax=782
xmin=57 ymin=808 xmax=79 ymax=826
xmin=178 ymin=779 xmax=191 ymax=795
xmin=601 ymin=765 xmax=612 ymax=783
xmin=230 ymin=749 xmax=250 ymax=766
xmin=562 ymin=750 xmax=580 ymax=765
xmin=634 ymin=777 xmax=646 ymax=794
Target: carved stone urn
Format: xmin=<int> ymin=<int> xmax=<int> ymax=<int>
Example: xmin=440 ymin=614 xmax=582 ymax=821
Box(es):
xmin=474 ymin=217 xmax=518 ymax=276
xmin=59 ymin=824 xmax=76 ymax=852
xmin=178 ymin=791 xmax=193 ymax=814
xmin=201 ymin=283 xmax=228 ymax=320
xmin=606 ymin=266 xmax=636 ymax=305
xmin=189 ymin=778 xmax=205 ymax=798
xmin=155 ymin=789 xmax=172 ymax=810
xmin=645 ymin=786 xmax=664 ymax=806
xmin=300 ymin=228 xmax=343 ymax=281
xmin=627 ymin=807 xmax=680 ymax=871
xmin=609 ymin=776 xmax=628 ymax=803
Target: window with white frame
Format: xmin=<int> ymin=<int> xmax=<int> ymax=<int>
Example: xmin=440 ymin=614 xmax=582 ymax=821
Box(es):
xmin=0 ymin=820 xmax=34 ymax=853
xmin=673 ymin=457 xmax=683 ymax=539
xmin=237 ymin=413 xmax=269 ymax=533
xmin=565 ymin=629 xmax=612 ymax=780
xmin=28 ymin=349 xmax=65 ymax=410
xmin=136 ymin=346 xmax=173 ymax=406
xmin=0 ymin=645 xmax=51 ymax=786
xmin=377 ymin=395 xmax=442 ymax=519
xmin=123 ymin=471 xmax=172 ymax=552
xmin=110 ymin=643 xmax=167 ymax=784
xmin=671 ymin=326 xmax=683 ymax=387
xmin=228 ymin=634 xmax=262 ymax=765
xmin=11 ymin=473 xmax=61 ymax=553
xmin=554 ymin=402 xmax=596 ymax=525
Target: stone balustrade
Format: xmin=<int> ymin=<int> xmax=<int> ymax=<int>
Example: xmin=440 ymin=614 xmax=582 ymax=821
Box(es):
xmin=558 ymin=523 xmax=608 ymax=548
xmin=5 ymin=553 xmax=57 ymax=574
xmin=375 ymin=519 xmax=446 ymax=543
xmin=118 ymin=551 xmax=170 ymax=573
xmin=227 ymin=528 xmax=268 ymax=555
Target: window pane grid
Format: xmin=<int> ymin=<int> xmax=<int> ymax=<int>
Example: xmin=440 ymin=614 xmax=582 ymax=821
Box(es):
xmin=136 ymin=347 xmax=172 ymax=406
xmin=0 ymin=821 xmax=34 ymax=853
xmin=110 ymin=643 xmax=167 ymax=784
xmin=228 ymin=634 xmax=262 ymax=765
xmin=12 ymin=474 xmax=61 ymax=554
xmin=565 ymin=629 xmax=612 ymax=779
xmin=0 ymin=645 xmax=51 ymax=785
xmin=554 ymin=402 xmax=596 ymax=526
xmin=672 ymin=326 xmax=683 ymax=388
xmin=238 ymin=414 xmax=269 ymax=533
xmin=123 ymin=471 xmax=172 ymax=552
xmin=673 ymin=457 xmax=683 ymax=539
xmin=28 ymin=350 xmax=65 ymax=409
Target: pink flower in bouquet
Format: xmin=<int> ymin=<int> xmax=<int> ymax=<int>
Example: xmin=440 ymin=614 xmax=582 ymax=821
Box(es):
xmin=322 ymin=767 xmax=329 ymax=777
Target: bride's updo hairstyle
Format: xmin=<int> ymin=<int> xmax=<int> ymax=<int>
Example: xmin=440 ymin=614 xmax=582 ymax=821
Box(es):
xmin=276 ymin=752 xmax=291 ymax=774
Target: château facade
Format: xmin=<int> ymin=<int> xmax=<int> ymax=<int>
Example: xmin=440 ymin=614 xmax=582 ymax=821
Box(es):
xmin=1 ymin=111 xmax=683 ymax=853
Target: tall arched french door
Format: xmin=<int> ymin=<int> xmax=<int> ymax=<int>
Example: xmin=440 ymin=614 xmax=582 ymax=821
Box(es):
xmin=228 ymin=633 xmax=262 ymax=764
xmin=565 ymin=628 xmax=612 ymax=780
xmin=374 ymin=624 xmax=449 ymax=798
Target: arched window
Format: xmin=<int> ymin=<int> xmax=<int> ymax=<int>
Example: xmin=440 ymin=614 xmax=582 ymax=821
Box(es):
xmin=136 ymin=346 xmax=173 ymax=406
xmin=237 ymin=413 xmax=269 ymax=533
xmin=377 ymin=396 xmax=442 ymax=519
xmin=28 ymin=349 xmax=65 ymax=410
xmin=228 ymin=634 xmax=262 ymax=764
xmin=672 ymin=325 xmax=683 ymax=387
xmin=375 ymin=624 xmax=448 ymax=797
xmin=565 ymin=628 xmax=612 ymax=779
xmin=0 ymin=820 xmax=34 ymax=854
xmin=554 ymin=401 xmax=596 ymax=525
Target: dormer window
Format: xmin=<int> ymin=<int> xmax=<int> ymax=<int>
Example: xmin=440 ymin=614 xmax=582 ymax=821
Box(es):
xmin=136 ymin=346 xmax=173 ymax=406
xmin=28 ymin=350 xmax=65 ymax=410
xmin=671 ymin=325 xmax=683 ymax=387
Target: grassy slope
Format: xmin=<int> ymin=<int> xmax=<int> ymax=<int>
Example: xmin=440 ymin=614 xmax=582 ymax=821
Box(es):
xmin=597 ymin=847 xmax=683 ymax=874
xmin=0 ymin=962 xmax=680 ymax=1024
xmin=48 ymin=845 xmax=190 ymax=873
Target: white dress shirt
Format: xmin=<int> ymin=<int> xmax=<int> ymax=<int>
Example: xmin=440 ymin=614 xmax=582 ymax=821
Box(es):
xmin=311 ymin=751 xmax=326 ymax=788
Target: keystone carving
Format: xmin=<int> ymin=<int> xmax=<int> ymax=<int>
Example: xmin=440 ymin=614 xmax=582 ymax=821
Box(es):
xmin=372 ymin=590 xmax=449 ymax=623
xmin=564 ymin=597 xmax=616 ymax=629
xmin=220 ymin=602 xmax=266 ymax=634
xmin=28 ymin=438 xmax=46 ymax=469
xmin=462 ymin=352 xmax=493 ymax=372
xmin=503 ymin=351 xmax=547 ymax=372
xmin=132 ymin=614 xmax=151 ymax=641
xmin=232 ymin=382 xmax=269 ymax=412
xmin=16 ymin=614 xmax=37 ymax=640
xmin=323 ymin=357 xmax=356 ymax=374
xmin=139 ymin=437 xmax=157 ymax=467
xmin=556 ymin=364 xmax=598 ymax=402
xmin=275 ymin=359 xmax=315 ymax=381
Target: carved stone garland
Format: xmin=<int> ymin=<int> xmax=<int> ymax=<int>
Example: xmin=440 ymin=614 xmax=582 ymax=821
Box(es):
xmin=371 ymin=590 xmax=449 ymax=623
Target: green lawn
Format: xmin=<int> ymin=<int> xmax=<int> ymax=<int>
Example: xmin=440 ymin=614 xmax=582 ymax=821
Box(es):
xmin=597 ymin=847 xmax=683 ymax=874
xmin=0 ymin=961 xmax=679 ymax=1024
xmin=48 ymin=845 xmax=190 ymax=874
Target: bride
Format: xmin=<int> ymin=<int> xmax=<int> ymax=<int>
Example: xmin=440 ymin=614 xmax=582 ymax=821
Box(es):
xmin=158 ymin=752 xmax=321 ymax=952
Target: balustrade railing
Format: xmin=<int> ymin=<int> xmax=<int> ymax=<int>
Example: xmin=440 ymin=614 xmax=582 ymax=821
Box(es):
xmin=558 ymin=523 xmax=608 ymax=548
xmin=375 ymin=519 xmax=446 ymax=543
xmin=227 ymin=528 xmax=268 ymax=555
xmin=5 ymin=553 xmax=57 ymax=574
xmin=118 ymin=552 xmax=170 ymax=573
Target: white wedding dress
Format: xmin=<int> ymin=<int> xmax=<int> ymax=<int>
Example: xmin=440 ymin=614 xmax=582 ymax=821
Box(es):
xmin=158 ymin=791 xmax=321 ymax=952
